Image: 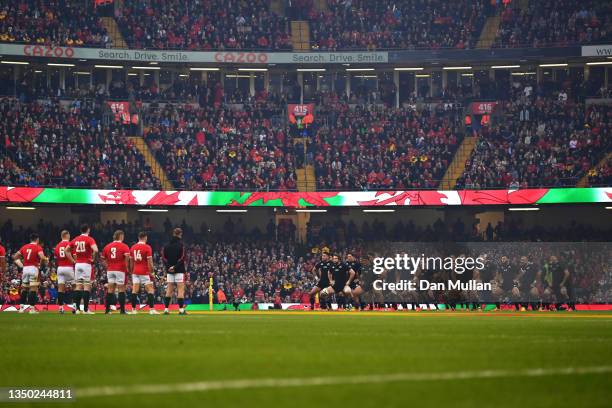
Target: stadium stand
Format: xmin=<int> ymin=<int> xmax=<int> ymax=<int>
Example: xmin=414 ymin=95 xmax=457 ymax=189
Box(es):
xmin=115 ymin=0 xmax=292 ymax=51
xmin=0 ymin=0 xmax=111 ymax=47
xmin=0 ymin=98 xmax=161 ymax=189
xmin=493 ymin=0 xmax=611 ymax=48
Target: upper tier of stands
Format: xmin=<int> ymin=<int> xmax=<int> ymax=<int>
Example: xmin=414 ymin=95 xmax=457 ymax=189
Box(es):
xmin=0 ymin=0 xmax=609 ymax=50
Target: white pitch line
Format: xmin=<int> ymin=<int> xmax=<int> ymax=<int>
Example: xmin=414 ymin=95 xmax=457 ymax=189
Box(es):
xmin=77 ymin=366 xmax=612 ymax=398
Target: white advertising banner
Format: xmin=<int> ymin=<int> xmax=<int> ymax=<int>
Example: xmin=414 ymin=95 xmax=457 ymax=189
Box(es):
xmin=0 ymin=43 xmax=388 ymax=64
xmin=581 ymin=44 xmax=612 ymax=57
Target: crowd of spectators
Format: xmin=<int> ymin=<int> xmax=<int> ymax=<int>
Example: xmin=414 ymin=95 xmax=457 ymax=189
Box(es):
xmin=1 ymin=1 xmax=609 ymax=51
xmin=313 ymin=102 xmax=464 ymax=190
xmin=0 ymin=97 xmax=161 ymax=189
xmin=306 ymin=0 xmax=491 ymax=50
xmin=143 ymin=99 xmax=296 ymax=191
xmin=494 ymin=0 xmax=611 ymax=48
xmin=115 ymin=0 xmax=291 ymax=50
xmin=0 ymin=0 xmax=110 ymax=47
xmin=458 ymin=82 xmax=611 ymax=188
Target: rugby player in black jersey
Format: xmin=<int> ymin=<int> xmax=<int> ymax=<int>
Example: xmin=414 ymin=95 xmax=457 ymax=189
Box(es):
xmin=309 ymin=251 xmax=331 ymax=310
xmin=321 ymin=254 xmax=356 ymax=310
xmin=517 ymin=256 xmax=540 ymax=311
xmin=549 ymin=255 xmax=575 ymax=311
xmin=346 ymin=252 xmax=364 ymax=310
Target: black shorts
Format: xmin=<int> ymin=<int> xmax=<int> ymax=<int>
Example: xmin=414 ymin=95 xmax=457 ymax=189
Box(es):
xmin=316 ymin=280 xmax=329 ymax=290
xmin=349 ymin=281 xmax=361 ymax=290
xmin=332 ymin=282 xmax=347 ymax=294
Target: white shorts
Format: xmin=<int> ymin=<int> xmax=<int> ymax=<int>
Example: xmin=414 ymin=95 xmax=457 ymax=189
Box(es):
xmin=166 ymin=273 xmax=184 ymax=283
xmin=75 ymin=263 xmax=93 ymax=283
xmin=107 ymin=271 xmax=126 ymax=285
xmin=22 ymin=266 xmax=39 ymax=285
xmin=132 ymin=274 xmax=152 ymax=285
xmin=56 ymin=266 xmax=75 ymax=284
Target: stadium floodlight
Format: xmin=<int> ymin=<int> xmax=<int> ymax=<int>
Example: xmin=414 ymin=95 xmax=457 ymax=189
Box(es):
xmin=189 ymin=67 xmax=220 ymax=71
xmin=179 ymin=74 xmax=189 ymax=77
xmin=5 ymin=206 xmax=36 ymax=210
xmin=74 ymin=71 xmax=91 ymax=75
xmin=297 ymin=68 xmax=326 ymax=72
xmin=586 ymin=61 xmax=612 ymax=66
xmin=394 ymin=67 xmax=424 ymax=71
xmin=346 ymin=68 xmax=375 ymax=71
xmin=507 ymin=207 xmax=540 ymax=211
xmin=137 ymin=209 xmax=169 ymax=212
xmin=94 ymin=65 xmax=123 ymax=69
xmin=461 ymin=73 xmax=474 ymax=77
xmin=354 ymin=75 xmax=377 ymax=78
xmin=415 ymin=74 xmax=430 ymax=78
xmin=34 ymin=70 xmax=42 ymax=73
xmin=1 ymin=61 xmax=29 ymax=65
xmin=442 ymin=66 xmax=472 ymax=70
xmin=237 ymin=68 xmax=268 ymax=71
xmin=363 ymin=209 xmax=395 ymax=213
xmin=538 ymin=63 xmax=567 ymax=67
xmin=216 ymin=209 xmax=248 ymax=213
xmin=491 ymin=65 xmax=520 ymax=69
xmin=132 ymin=66 xmax=160 ymax=70
xmin=295 ymin=209 xmax=328 ymax=213
xmin=47 ymin=63 xmax=75 ymax=67
xmin=605 ymin=207 xmax=612 ymax=210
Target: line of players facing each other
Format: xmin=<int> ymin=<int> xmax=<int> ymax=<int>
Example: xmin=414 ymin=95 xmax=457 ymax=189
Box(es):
xmin=309 ymin=252 xmax=364 ymax=310
xmin=8 ymin=224 xmax=187 ymax=315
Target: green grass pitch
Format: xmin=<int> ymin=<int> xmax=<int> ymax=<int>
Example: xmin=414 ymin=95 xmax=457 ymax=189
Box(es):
xmin=1 ymin=311 xmax=611 ymax=408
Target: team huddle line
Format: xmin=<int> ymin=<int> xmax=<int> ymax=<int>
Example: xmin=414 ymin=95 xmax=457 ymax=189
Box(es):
xmin=7 ymin=225 xmax=187 ymax=315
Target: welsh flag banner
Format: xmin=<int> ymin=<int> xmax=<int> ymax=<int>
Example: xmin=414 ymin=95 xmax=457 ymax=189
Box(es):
xmin=0 ymin=187 xmax=610 ymax=207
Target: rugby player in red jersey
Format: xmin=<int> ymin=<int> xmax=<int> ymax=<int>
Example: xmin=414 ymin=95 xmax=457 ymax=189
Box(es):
xmin=54 ymin=230 xmax=76 ymax=314
xmin=101 ymin=230 xmax=131 ymax=314
xmin=130 ymin=232 xmax=159 ymax=315
xmin=0 ymin=242 xmax=6 ymax=281
xmin=70 ymin=224 xmax=99 ymax=314
xmin=13 ymin=233 xmax=48 ymax=314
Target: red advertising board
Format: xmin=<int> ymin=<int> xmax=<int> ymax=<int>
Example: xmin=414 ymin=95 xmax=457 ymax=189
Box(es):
xmin=471 ymin=101 xmax=498 ymax=115
xmin=107 ymin=101 xmax=131 ymax=124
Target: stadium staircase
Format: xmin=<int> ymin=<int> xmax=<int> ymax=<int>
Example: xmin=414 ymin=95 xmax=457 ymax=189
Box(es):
xmin=576 ymin=152 xmax=612 ymax=187
xmin=294 ymin=138 xmax=316 ymax=191
xmin=476 ymin=14 xmax=500 ymax=48
xmin=291 ymin=21 xmax=311 ymax=51
xmin=101 ymin=16 xmax=128 ymax=49
xmin=128 ymin=136 xmax=174 ymax=190
xmin=439 ymin=136 xmax=478 ymax=189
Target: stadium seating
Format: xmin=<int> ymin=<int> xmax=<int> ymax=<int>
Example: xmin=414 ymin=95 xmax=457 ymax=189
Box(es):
xmin=458 ymin=93 xmax=611 ymax=189
xmin=115 ymin=0 xmax=291 ymax=51
xmin=494 ymin=0 xmax=611 ymax=48
xmin=143 ymin=100 xmax=297 ymax=191
xmin=0 ymin=98 xmax=161 ymax=189
xmin=0 ymin=0 xmax=110 ymax=47
xmin=307 ymin=0 xmax=491 ymax=50
xmin=312 ymin=103 xmax=464 ymax=190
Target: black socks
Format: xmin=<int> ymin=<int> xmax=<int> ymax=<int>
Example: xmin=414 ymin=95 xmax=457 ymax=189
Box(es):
xmin=118 ymin=292 xmax=126 ymax=313
xmin=146 ymin=293 xmax=154 ymax=308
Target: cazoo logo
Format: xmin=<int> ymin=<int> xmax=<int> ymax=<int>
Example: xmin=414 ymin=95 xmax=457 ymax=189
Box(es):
xmin=214 ymin=52 xmax=268 ymax=63
xmin=23 ymin=45 xmax=75 ymax=58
